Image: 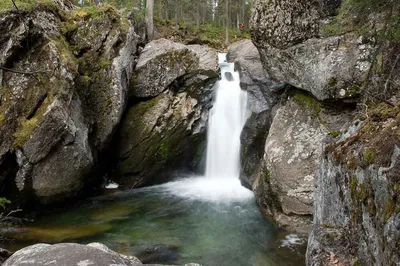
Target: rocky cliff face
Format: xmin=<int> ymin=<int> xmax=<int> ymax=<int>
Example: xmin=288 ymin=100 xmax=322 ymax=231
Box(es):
xmin=250 ymin=0 xmax=400 ymax=264
xmin=114 ymin=39 xmax=218 ymax=188
xmin=307 ymin=104 xmax=400 ymax=265
xmin=0 ymin=4 xmax=138 ymax=205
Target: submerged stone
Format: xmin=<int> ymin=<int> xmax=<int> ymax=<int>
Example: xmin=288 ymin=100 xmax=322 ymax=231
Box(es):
xmin=8 ymin=224 xmax=113 ymax=243
xmin=89 ymin=204 xmax=133 ymax=222
xmin=137 ymin=244 xmax=179 ymax=264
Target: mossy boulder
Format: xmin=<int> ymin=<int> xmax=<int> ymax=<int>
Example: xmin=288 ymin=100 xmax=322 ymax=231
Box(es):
xmin=114 ymin=87 xmax=212 ymax=188
xmin=0 ymin=4 xmax=138 ymax=205
xmin=113 ymin=39 xmax=218 ymax=188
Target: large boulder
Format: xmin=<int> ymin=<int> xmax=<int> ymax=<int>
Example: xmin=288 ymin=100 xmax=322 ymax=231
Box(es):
xmin=254 ymin=91 xmax=354 ymax=233
xmin=114 ymin=41 xmax=218 ymax=188
xmin=250 ymin=0 xmax=320 ymax=49
xmin=0 ymin=5 xmax=138 ymax=204
xmin=3 ymin=242 xmax=202 ymax=266
xmin=250 ymin=0 xmax=400 ymax=102
xmin=3 ymin=243 xmax=141 ymax=266
xmin=227 ymin=39 xmax=285 ymax=189
xmin=254 ymin=34 xmax=377 ymax=101
xmin=307 ymin=104 xmax=400 ymax=265
xmin=131 ymin=39 xmax=218 ymax=98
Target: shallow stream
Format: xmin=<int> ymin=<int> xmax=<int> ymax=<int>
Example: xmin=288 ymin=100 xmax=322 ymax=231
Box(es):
xmin=3 ymin=177 xmax=306 ymax=266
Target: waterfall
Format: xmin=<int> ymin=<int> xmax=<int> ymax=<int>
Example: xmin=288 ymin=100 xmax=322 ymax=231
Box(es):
xmin=205 ymin=53 xmax=248 ymax=179
xmin=160 ymin=53 xmax=252 ymax=202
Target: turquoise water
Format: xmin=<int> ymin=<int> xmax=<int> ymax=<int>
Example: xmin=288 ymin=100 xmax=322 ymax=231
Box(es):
xmin=3 ymin=180 xmax=306 ymax=266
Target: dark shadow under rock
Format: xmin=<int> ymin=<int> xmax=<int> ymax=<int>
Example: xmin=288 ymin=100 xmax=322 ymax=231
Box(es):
xmin=137 ymin=244 xmax=179 ymax=264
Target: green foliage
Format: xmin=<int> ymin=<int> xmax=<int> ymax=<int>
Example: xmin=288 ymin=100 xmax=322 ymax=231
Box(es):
xmin=60 ymin=20 xmax=79 ymax=36
xmin=154 ymin=19 xmax=250 ymax=49
xmin=0 ymin=198 xmax=11 ymax=209
xmin=320 ymin=0 xmax=400 ymax=40
xmin=0 ymin=0 xmax=56 ymax=13
xmin=362 ymin=148 xmax=375 ymax=165
xmin=71 ymin=4 xmax=117 ymax=20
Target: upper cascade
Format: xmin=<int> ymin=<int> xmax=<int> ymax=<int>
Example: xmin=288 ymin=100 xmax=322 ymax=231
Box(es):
xmin=205 ymin=53 xmax=248 ymax=179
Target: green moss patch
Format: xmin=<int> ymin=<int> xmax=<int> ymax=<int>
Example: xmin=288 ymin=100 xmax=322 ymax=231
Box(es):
xmin=12 ymin=95 xmax=51 ymax=147
xmin=67 ymin=4 xmax=119 ymax=21
xmin=362 ymin=148 xmax=375 ymax=165
xmin=292 ymin=91 xmax=322 ymax=114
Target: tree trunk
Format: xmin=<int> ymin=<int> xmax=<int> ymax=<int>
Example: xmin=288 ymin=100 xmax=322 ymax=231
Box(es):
xmin=146 ymin=0 xmax=154 ymax=40
xmin=225 ymin=0 xmax=229 ymax=45
xmin=196 ymin=4 xmax=200 ymax=29
xmin=236 ymin=12 xmax=239 ymax=30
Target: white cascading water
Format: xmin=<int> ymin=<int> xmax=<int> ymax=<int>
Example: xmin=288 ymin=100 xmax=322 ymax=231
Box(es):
xmin=205 ymin=53 xmax=248 ymax=178
xmin=161 ymin=53 xmax=253 ymax=202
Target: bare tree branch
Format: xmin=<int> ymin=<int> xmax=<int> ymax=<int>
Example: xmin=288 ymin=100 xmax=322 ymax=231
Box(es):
xmin=0 ymin=66 xmax=49 ymax=75
xmin=364 ymin=91 xmax=395 ymax=107
xmin=11 ymin=0 xmax=19 ymax=12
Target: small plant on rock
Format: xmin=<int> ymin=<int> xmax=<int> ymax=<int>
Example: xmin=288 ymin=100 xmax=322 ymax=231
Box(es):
xmin=0 ymin=198 xmax=22 ymax=229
